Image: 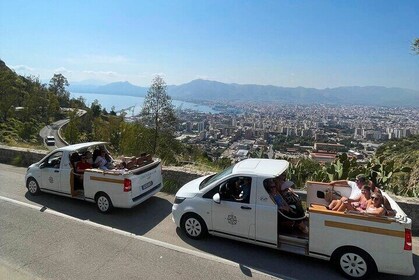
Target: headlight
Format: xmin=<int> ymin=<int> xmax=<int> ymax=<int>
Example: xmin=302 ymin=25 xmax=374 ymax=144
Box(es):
xmin=174 ymin=197 xmax=186 ymax=204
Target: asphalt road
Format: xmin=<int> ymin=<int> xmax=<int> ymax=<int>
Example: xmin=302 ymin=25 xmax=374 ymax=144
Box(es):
xmin=0 ymin=164 xmax=417 ymax=280
xmin=39 ymin=119 xmax=69 ymax=150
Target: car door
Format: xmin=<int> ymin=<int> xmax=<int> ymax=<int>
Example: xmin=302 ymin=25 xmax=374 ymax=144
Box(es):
xmin=211 ymin=176 xmax=255 ymax=239
xmin=40 ymin=151 xmax=63 ymax=192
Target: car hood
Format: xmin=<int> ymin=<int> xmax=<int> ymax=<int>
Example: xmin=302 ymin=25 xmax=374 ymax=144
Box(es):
xmin=175 ymin=175 xmax=210 ymax=198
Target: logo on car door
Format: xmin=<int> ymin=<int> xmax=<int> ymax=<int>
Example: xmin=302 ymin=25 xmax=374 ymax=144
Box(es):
xmin=227 ymin=214 xmax=237 ymax=225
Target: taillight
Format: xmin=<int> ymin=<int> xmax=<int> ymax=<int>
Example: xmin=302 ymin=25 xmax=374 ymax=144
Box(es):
xmin=404 ymin=228 xmax=412 ymax=250
xmin=124 ymin=179 xmax=132 ymax=192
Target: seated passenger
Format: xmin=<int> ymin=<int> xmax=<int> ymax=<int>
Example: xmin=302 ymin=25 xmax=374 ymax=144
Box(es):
xmin=94 ymin=149 xmax=115 ymax=170
xmin=85 ymin=151 xmax=93 ymax=165
xmin=267 ymin=181 xmax=294 ymax=213
xmin=338 ymin=185 xmax=372 ymax=212
xmin=94 ymin=150 xmax=109 ymax=170
xmin=363 ymin=193 xmax=386 ymax=216
xmin=273 ymin=174 xmax=308 ymax=234
xmin=231 ymin=177 xmax=251 ymax=203
xmin=76 ymin=154 xmax=92 ymax=174
xmin=328 ymin=174 xmax=366 ymax=211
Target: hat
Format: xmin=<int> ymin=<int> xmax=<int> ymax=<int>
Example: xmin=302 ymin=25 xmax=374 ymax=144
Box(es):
xmin=281 ymin=181 xmax=294 ymax=191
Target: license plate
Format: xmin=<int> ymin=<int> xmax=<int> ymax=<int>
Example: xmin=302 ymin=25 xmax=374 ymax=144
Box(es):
xmin=141 ymin=181 xmax=153 ymax=190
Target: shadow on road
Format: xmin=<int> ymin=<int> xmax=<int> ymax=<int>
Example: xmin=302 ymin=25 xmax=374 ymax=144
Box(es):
xmin=23 ymin=190 xmax=417 ymax=280
xmin=175 ymin=228 xmax=418 ymax=280
xmin=24 ymin=192 xmax=172 ymax=236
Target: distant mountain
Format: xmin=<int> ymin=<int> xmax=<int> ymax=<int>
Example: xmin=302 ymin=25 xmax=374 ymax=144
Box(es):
xmin=69 ymin=79 xmax=419 ymax=107
xmin=69 ymin=81 xmax=148 ymax=96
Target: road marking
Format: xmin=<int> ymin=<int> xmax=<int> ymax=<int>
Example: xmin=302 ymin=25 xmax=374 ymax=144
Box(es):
xmin=0 ymin=195 xmax=292 ymax=280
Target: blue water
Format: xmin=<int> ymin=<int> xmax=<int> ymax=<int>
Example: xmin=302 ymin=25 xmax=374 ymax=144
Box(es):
xmin=70 ymin=92 xmax=218 ymax=115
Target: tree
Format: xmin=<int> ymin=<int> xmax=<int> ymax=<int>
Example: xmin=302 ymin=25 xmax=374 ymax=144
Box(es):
xmin=64 ymin=109 xmax=80 ymax=144
xmin=49 ymin=73 xmax=70 ymax=107
xmin=91 ymin=99 xmax=102 ymax=118
xmin=412 ymin=38 xmax=419 ymax=55
xmin=141 ymin=76 xmax=177 ymax=154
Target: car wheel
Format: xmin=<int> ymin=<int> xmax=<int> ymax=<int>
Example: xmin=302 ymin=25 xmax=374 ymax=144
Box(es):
xmin=181 ymin=213 xmax=207 ymax=239
xmin=27 ymin=178 xmax=41 ymax=195
xmin=334 ymin=248 xmax=376 ymax=279
xmin=96 ymin=193 xmax=113 ymax=214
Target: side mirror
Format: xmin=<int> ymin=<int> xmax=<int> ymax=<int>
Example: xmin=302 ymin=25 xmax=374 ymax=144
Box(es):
xmin=39 ymin=162 xmax=45 ymax=169
xmin=213 ymin=193 xmax=221 ymax=204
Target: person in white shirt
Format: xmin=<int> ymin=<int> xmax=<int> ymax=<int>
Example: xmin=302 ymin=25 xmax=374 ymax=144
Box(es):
xmin=328 ymin=174 xmax=366 ymax=211
xmin=94 ymin=150 xmax=109 ymax=170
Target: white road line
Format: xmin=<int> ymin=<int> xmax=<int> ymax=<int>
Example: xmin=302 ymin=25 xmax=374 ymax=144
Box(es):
xmin=0 ymin=195 xmax=292 ymax=280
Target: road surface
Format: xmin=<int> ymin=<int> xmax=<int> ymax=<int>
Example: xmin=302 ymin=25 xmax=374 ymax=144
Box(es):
xmin=0 ymin=163 xmax=417 ymax=279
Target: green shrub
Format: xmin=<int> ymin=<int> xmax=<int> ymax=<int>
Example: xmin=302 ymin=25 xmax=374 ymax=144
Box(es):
xmin=10 ymin=154 xmax=23 ymax=166
xmin=161 ymin=178 xmax=182 ymax=194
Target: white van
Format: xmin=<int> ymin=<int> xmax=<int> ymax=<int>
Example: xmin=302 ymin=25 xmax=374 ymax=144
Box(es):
xmin=26 ymin=142 xmax=163 ymax=213
xmin=171 ymin=158 xmax=415 ymax=279
xmin=45 ymin=135 xmax=55 ymax=146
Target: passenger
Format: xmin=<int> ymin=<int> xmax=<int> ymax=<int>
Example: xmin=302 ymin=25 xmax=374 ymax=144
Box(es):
xmin=370 ymin=184 xmax=396 ymax=217
xmin=85 ymin=151 xmax=93 ymax=165
xmin=232 ymin=177 xmax=251 ymax=203
xmin=267 ymin=182 xmax=294 ymax=212
xmin=328 ymin=174 xmax=366 ymax=211
xmin=274 ymin=173 xmax=308 ymax=234
xmin=76 ymin=154 xmax=92 ymax=174
xmin=338 ymin=185 xmax=372 ymax=212
xmin=94 ymin=150 xmax=109 ymax=170
xmin=363 ymin=193 xmax=386 ymax=216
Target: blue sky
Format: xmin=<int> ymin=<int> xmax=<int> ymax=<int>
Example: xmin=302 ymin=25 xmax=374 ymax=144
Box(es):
xmin=1 ymin=0 xmax=418 ymax=90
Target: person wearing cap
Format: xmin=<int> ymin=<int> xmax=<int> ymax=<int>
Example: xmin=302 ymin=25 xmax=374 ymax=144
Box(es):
xmin=328 ymin=174 xmax=366 ymax=211
xmin=274 ymin=173 xmax=308 ymax=234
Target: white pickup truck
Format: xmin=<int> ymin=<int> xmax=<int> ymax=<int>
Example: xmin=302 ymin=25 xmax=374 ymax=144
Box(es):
xmin=172 ymin=158 xmax=415 ymax=279
xmin=25 ymin=142 xmax=163 ymax=213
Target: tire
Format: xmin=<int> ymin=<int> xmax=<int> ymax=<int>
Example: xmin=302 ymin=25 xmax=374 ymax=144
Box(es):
xmin=334 ymin=247 xmax=376 ymax=280
xmin=95 ymin=193 xmax=113 ymax=214
xmin=181 ymin=213 xmax=207 ymax=239
xmin=27 ymin=177 xmax=41 ymax=196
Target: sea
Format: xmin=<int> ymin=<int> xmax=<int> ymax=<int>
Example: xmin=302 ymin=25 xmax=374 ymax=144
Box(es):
xmin=70 ymin=92 xmax=218 ymax=115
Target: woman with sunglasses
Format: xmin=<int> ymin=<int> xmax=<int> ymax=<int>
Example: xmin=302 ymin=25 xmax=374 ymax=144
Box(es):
xmin=363 ymin=193 xmax=386 ymax=216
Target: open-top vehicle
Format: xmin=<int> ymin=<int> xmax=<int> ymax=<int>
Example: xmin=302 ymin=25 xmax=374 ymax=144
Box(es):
xmin=172 ymin=158 xmax=415 ymax=279
xmin=26 ymin=142 xmax=163 ymax=213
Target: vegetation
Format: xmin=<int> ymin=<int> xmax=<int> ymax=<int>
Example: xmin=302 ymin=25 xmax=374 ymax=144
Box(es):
xmin=285 ymin=137 xmax=418 ymax=197
xmin=0 ymin=60 xmax=65 ymax=145
xmin=1 ymin=59 xmax=417 ymax=196
xmin=412 ymin=37 xmax=419 ymax=55
xmin=140 ymin=76 xmax=177 ymax=154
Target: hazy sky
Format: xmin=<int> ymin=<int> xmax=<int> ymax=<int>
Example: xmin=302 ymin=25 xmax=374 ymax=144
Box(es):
xmin=1 ymin=0 xmax=418 ymax=90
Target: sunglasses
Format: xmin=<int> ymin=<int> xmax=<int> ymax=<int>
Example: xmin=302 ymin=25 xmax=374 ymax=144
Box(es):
xmin=372 ymin=197 xmax=380 ymax=201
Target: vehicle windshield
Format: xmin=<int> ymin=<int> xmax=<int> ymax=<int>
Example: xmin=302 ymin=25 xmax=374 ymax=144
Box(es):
xmin=199 ymin=164 xmax=235 ymax=190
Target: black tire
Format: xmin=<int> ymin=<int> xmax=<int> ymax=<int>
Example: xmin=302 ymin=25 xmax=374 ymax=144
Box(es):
xmin=181 ymin=213 xmax=207 ymax=239
xmin=95 ymin=193 xmax=113 ymax=214
xmin=333 ymin=247 xmax=376 ymax=280
xmin=27 ymin=177 xmax=41 ymax=196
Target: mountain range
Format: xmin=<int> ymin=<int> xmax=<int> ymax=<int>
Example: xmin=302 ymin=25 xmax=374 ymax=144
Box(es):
xmin=69 ymin=79 xmax=419 ymax=107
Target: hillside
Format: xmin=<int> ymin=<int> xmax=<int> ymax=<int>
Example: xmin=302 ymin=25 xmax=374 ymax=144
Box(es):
xmin=375 ymin=135 xmax=419 ymax=196
xmin=70 ymin=79 xmax=419 ymax=107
